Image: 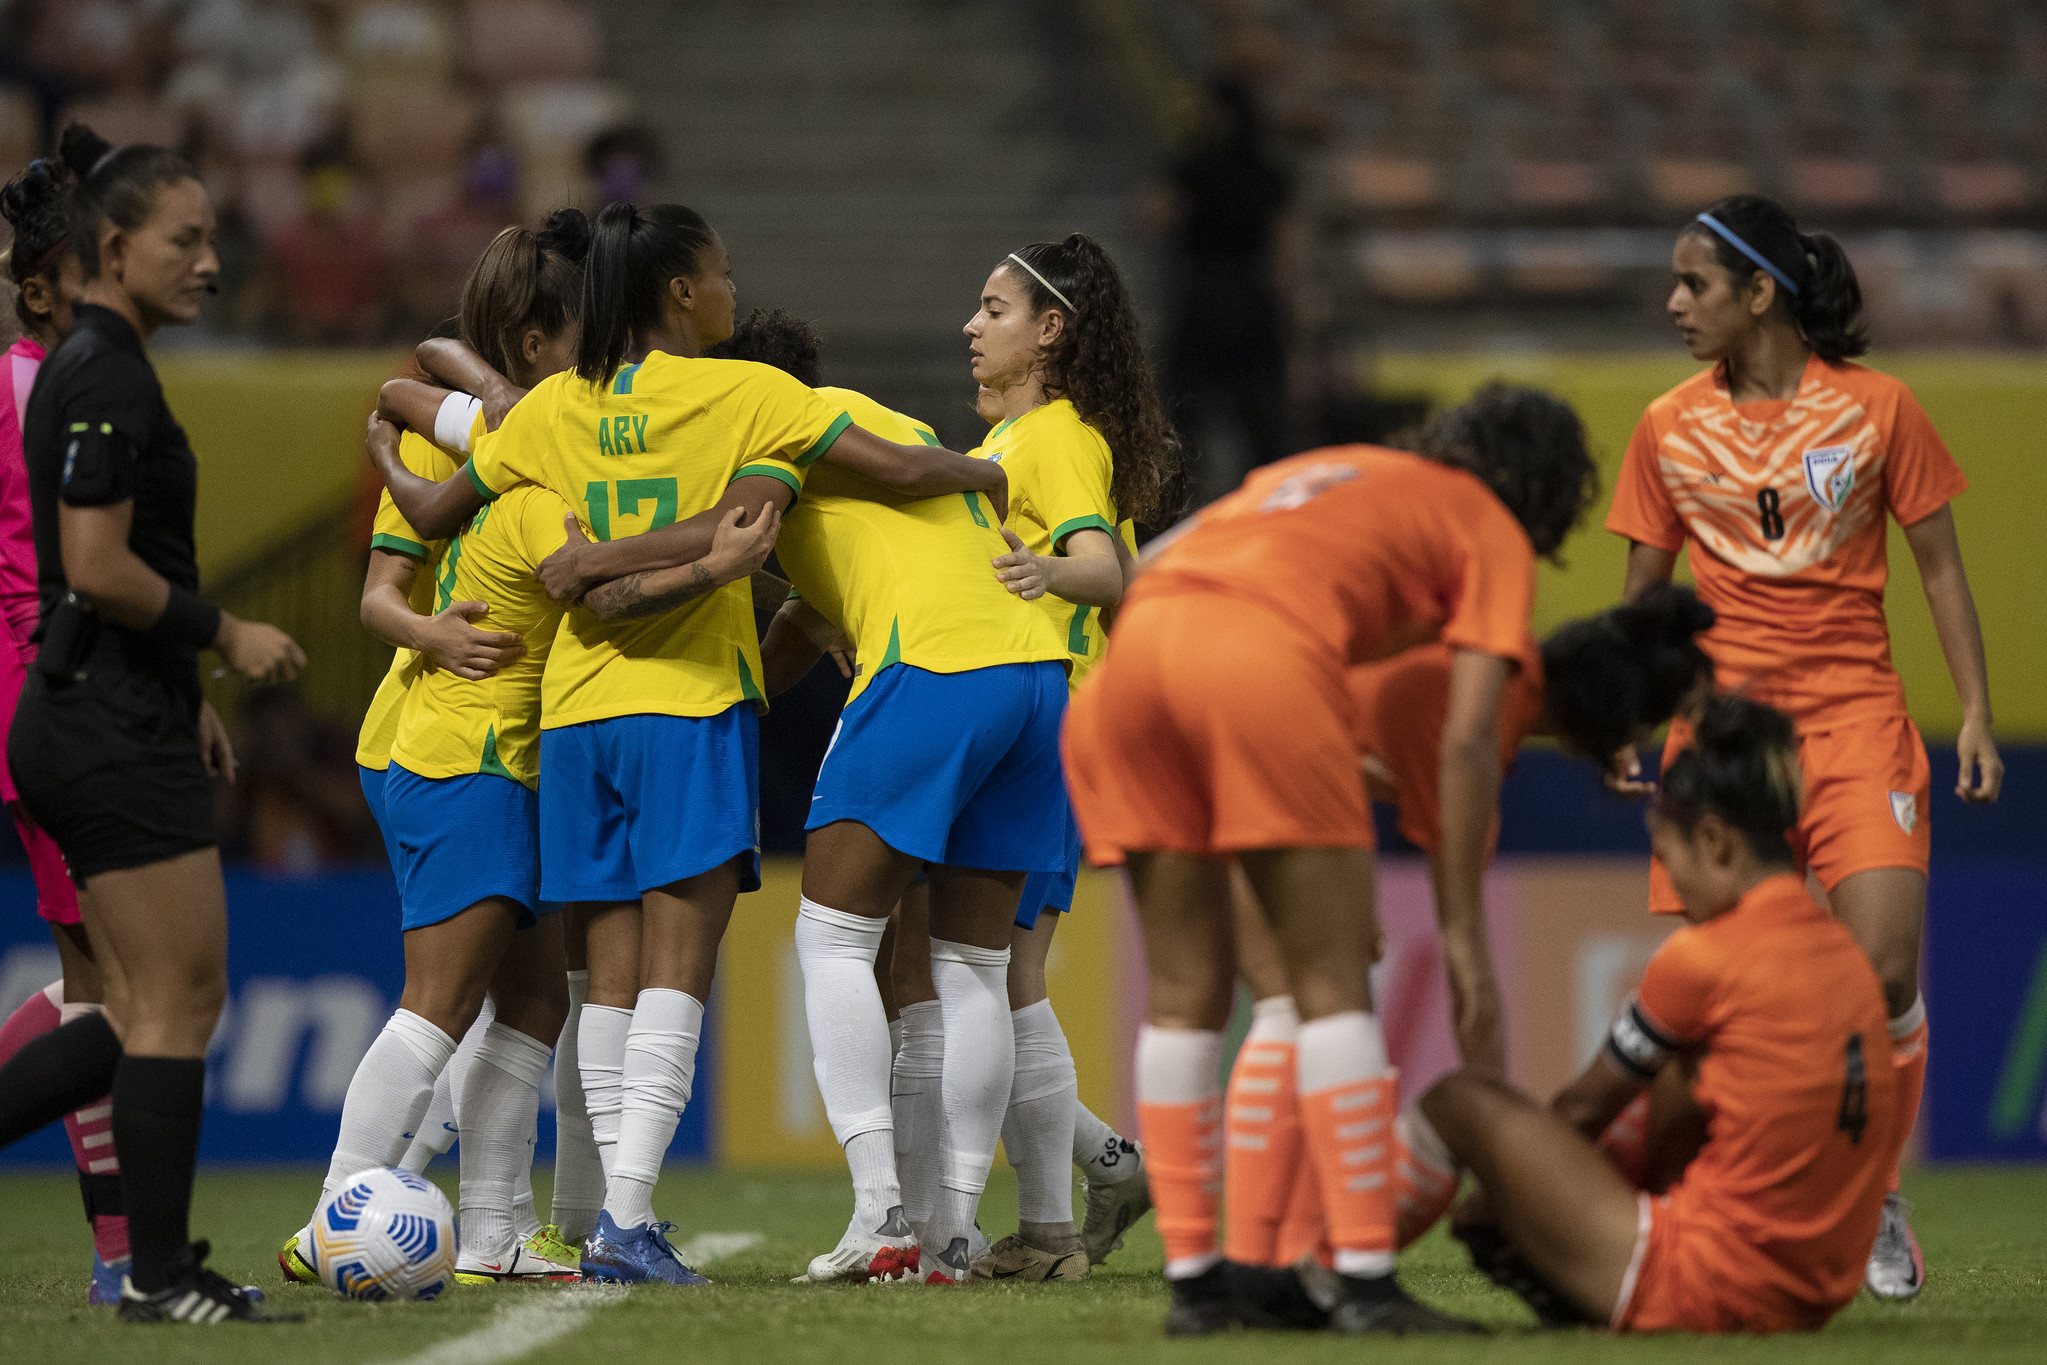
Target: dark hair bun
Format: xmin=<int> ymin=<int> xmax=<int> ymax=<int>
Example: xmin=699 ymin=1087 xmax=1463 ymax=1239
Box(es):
xmin=0 ymin=158 xmax=64 ymax=231
xmin=1613 ymin=580 xmax=1717 ymax=650
xmin=537 ymin=206 xmax=592 ymax=263
xmin=1540 ymin=583 xmax=1714 ymax=765
xmin=57 ymin=123 xmax=114 ymax=181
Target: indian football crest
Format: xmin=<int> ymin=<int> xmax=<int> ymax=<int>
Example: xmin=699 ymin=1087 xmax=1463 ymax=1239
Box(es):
xmin=1803 ymin=444 xmax=1856 ymax=512
xmin=1889 ymin=790 xmax=1918 ymax=834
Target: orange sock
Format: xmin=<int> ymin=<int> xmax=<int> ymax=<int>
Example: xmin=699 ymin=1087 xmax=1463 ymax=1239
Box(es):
xmin=1300 ymin=1071 xmax=1397 ymax=1268
xmin=1140 ymin=1096 xmax=1224 ymax=1267
xmin=1274 ymin=1146 xmax=1329 ymax=1266
xmin=1597 ymin=1091 xmax=1653 ymax=1189
xmin=1392 ymin=1107 xmax=1459 ymax=1250
xmin=1223 ymin=1027 xmax=1301 ymax=1265
xmin=1888 ymin=1004 xmax=1928 ymax=1193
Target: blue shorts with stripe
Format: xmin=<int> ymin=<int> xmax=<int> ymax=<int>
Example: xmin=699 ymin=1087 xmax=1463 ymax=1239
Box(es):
xmin=807 ymin=661 xmax=1068 ymax=874
xmin=539 ymin=706 xmax=761 ymax=903
xmin=383 ymin=764 xmax=544 ymax=931
xmin=359 ymin=764 xmax=399 ymax=876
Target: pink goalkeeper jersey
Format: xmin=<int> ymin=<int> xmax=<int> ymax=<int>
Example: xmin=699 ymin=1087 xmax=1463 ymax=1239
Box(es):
xmin=0 ymin=336 xmax=44 ymax=651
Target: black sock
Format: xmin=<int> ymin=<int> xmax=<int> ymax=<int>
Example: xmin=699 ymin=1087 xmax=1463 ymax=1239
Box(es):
xmin=112 ymin=1056 xmax=206 ymax=1294
xmin=0 ymin=1014 xmax=121 ymax=1150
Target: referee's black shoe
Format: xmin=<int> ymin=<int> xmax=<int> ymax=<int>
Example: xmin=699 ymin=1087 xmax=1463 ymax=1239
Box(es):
xmin=118 ymin=1241 xmax=303 ymax=1324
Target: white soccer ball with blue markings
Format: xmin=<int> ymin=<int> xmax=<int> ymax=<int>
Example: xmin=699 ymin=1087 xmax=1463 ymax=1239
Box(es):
xmin=311 ymin=1166 xmax=457 ymax=1301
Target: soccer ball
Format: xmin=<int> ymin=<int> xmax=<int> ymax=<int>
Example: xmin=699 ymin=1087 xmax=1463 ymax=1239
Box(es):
xmin=311 ymin=1166 xmax=457 ymax=1301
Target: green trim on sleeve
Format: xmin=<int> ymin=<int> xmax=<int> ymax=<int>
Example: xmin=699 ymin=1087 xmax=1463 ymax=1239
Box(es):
xmin=369 ymin=532 xmax=429 ymax=559
xmin=797 ymin=412 xmax=854 ymax=468
xmin=1050 ymin=514 xmax=1116 ymax=552
xmin=914 ymin=426 xmax=943 ymax=447
xmin=464 ymin=462 xmax=501 ymax=501
xmin=732 ymin=463 xmax=803 ymax=502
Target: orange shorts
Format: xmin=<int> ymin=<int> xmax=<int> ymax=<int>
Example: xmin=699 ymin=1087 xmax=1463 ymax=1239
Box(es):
xmin=1063 ymin=592 xmax=1374 ymax=863
xmin=1615 ymin=1192 xmax=1846 ymax=1334
xmin=1649 ymin=711 xmax=1931 ymax=914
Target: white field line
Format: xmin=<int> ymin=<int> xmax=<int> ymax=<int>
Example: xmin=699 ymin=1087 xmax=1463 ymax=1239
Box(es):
xmin=377 ymin=1234 xmax=760 ymax=1365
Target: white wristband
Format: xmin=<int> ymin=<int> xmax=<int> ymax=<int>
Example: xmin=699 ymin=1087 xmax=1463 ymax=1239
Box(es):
xmin=433 ymin=391 xmax=484 ymax=454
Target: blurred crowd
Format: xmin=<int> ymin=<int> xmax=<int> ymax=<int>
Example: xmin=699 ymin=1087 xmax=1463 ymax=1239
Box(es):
xmin=0 ymin=0 xmax=656 ymax=344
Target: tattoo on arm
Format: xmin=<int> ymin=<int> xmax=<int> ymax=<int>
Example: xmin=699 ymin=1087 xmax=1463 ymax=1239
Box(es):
xmin=586 ymin=562 xmax=719 ymax=621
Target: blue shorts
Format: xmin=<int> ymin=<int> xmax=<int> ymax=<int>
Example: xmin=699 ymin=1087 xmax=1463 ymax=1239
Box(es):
xmin=384 ymin=765 xmax=543 ymax=932
xmin=808 ymin=661 xmax=1068 ymax=873
xmin=1016 ymin=805 xmax=1083 ymax=930
xmin=359 ymin=764 xmax=400 ymax=876
xmin=539 ymin=707 xmax=761 ymax=903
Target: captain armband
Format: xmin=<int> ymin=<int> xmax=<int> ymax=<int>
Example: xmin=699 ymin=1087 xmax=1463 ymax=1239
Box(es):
xmin=433 ymin=392 xmax=484 ymax=454
xmin=1606 ymin=995 xmax=1678 ymax=1080
xmin=58 ymin=422 xmax=138 ymax=507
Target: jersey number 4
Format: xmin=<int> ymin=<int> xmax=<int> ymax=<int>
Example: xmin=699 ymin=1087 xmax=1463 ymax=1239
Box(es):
xmin=583 ymin=478 xmax=679 ymax=542
xmin=1837 ymin=1033 xmax=1868 ymax=1144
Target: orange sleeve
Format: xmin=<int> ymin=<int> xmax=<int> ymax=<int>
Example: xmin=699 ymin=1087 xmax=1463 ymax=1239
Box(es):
xmin=1635 ymin=928 xmax=1718 ymax=1045
xmin=1605 ymin=412 xmax=1687 ymax=552
xmin=1881 ymin=386 xmax=1969 ymax=528
xmin=1440 ymin=502 xmax=1538 ymax=671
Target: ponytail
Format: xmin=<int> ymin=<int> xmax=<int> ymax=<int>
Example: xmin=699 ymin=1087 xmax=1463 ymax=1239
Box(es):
xmin=58 ymin=122 xmax=198 ymax=280
xmin=1655 ymin=693 xmax=1803 ymax=864
xmin=1540 ymin=583 xmax=1715 ymax=765
xmin=1685 ymin=194 xmax=1869 ymax=361
xmin=459 ymin=206 xmax=591 ymax=379
xmin=576 ymin=201 xmax=716 ymax=385
xmin=1002 ymin=234 xmax=1184 ymax=525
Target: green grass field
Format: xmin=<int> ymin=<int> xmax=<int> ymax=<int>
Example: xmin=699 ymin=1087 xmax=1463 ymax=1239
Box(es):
xmin=3 ymin=1165 xmax=2043 ymax=1364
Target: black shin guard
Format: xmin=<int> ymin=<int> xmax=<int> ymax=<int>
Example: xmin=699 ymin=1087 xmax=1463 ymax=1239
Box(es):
xmin=111 ymin=1056 xmax=206 ymax=1295
xmin=0 ymin=1013 xmax=121 ymax=1150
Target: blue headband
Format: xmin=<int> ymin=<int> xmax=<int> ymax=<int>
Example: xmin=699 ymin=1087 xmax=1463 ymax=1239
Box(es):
xmin=1694 ymin=213 xmax=1799 ymax=297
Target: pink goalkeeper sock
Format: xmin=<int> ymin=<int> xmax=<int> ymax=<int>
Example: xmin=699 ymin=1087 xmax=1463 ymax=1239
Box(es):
xmin=0 ymin=984 xmax=129 ymax=1260
xmin=0 ymin=981 xmax=61 ymax=1063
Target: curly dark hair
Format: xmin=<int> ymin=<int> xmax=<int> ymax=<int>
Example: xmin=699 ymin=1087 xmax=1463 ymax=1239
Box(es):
xmin=1541 ymin=583 xmax=1715 ymax=764
xmin=707 ymin=306 xmax=825 ymax=386
xmin=1407 ymin=382 xmax=1598 ymax=560
xmin=2 ymin=156 xmax=74 ymax=331
xmin=1003 ymin=234 xmax=1184 ymax=525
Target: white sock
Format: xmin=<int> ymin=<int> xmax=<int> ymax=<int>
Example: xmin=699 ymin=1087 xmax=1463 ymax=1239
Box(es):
xmin=891 ymin=998 xmax=945 ymax=1237
xmin=322 ymin=1010 xmax=457 ymax=1201
xmin=888 ymin=1015 xmax=904 ymax=1059
xmin=1003 ymin=999 xmax=1079 ymax=1227
xmin=513 ymin=1106 xmax=542 ymax=1242
xmin=795 ymin=899 xmax=900 ymax=1226
xmin=604 ymin=988 xmax=705 ymax=1230
xmin=1072 ymin=1101 xmax=1139 ymax=1184
xmin=551 ymin=971 xmax=604 ymax=1240
xmin=1298 ymin=1010 xmax=1393 ymax=1278
xmin=578 ymin=1003 xmax=633 ymax=1183
xmin=398 ymin=1001 xmax=492 ymax=1170
xmin=928 ymin=938 xmax=1013 ymax=1254
xmin=1137 ymin=1025 xmax=1226 ymax=1279
xmin=457 ymin=1022 xmax=552 ymax=1261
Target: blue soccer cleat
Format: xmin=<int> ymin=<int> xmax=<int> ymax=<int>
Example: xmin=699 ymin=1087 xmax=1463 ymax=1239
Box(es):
xmin=90 ymin=1253 xmax=128 ymax=1306
xmin=578 ymin=1212 xmax=710 ymax=1286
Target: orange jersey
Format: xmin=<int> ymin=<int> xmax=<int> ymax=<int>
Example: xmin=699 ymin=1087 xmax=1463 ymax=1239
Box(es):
xmin=1622 ymin=873 xmax=1896 ymax=1330
xmin=1137 ymin=447 xmax=1540 ymax=676
xmin=1346 ymin=644 xmax=1545 ymax=856
xmin=1607 ymin=357 xmax=1965 ymax=728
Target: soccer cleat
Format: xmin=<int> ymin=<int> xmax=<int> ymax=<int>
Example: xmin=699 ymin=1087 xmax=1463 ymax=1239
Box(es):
xmin=455 ymin=1240 xmax=583 ymax=1285
xmin=1162 ymin=1262 xmax=1237 ymax=1337
xmin=91 ymin=1253 xmax=129 ymax=1306
xmin=1865 ymin=1192 xmax=1925 ymax=1301
xmin=1078 ymin=1144 xmax=1152 ymax=1265
xmin=277 ymin=1226 xmax=318 ymax=1286
xmin=118 ymin=1241 xmax=302 ymax=1324
xmin=920 ymin=1236 xmax=973 ymax=1285
xmin=1225 ymin=1260 xmax=1328 ymax=1330
xmin=971 ymin=1233 xmax=1089 ymax=1283
xmin=526 ymin=1224 xmax=583 ymax=1272
xmin=795 ymin=1207 xmax=920 ymax=1284
xmin=1327 ymin=1275 xmax=1486 ymax=1336
xmin=578 ymin=1211 xmax=710 ymax=1286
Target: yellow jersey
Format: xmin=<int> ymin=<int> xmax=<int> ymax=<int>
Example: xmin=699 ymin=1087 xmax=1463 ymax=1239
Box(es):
xmin=389 ymin=483 xmax=570 ymax=787
xmin=463 ymin=354 xmax=851 ymax=728
xmin=774 ymin=387 xmax=1066 ymax=705
xmin=972 ymin=398 xmax=1135 ymax=691
xmin=356 ymin=429 xmax=461 ymax=770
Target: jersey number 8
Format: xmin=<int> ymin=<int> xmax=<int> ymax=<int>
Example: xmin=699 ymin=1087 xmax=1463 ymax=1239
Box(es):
xmin=1756 ymin=488 xmax=1786 ymax=541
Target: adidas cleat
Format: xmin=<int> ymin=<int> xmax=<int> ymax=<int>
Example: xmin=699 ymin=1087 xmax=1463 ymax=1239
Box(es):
xmin=971 ymin=1233 xmax=1088 ymax=1283
xmin=277 ymin=1227 xmax=318 ymax=1286
xmin=119 ymin=1241 xmax=301 ymax=1324
xmin=456 ymin=1241 xmax=582 ymax=1284
xmin=1865 ymin=1192 xmax=1924 ymax=1301
xmin=920 ymin=1236 xmax=973 ymax=1285
xmin=795 ymin=1207 xmax=920 ymax=1284
xmin=1079 ymin=1144 xmax=1151 ymax=1265
xmin=579 ymin=1211 xmax=710 ymax=1285
xmin=91 ymin=1253 xmax=129 ymax=1306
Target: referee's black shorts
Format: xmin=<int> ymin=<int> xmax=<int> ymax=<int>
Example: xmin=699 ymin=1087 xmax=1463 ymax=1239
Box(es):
xmin=7 ymin=668 xmax=216 ymax=883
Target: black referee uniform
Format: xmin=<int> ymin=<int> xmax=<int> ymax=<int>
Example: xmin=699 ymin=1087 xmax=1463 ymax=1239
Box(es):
xmin=9 ymin=301 xmax=220 ymax=877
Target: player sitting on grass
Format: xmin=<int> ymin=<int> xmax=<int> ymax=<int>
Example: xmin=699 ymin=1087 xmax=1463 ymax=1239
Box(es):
xmin=1399 ymin=693 xmax=1899 ymax=1333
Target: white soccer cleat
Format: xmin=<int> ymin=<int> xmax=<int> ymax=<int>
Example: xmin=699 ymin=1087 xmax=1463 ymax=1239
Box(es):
xmin=1079 ymin=1144 xmax=1152 ymax=1265
xmin=794 ymin=1207 xmax=920 ymax=1284
xmin=1865 ymin=1192 xmax=1925 ymax=1301
xmin=455 ymin=1241 xmax=582 ymax=1285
